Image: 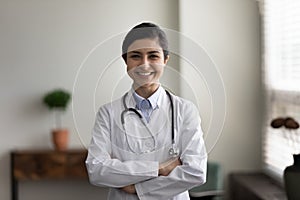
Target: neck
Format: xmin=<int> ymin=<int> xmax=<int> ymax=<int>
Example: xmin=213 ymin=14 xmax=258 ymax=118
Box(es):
xmin=134 ymin=83 xmax=159 ymax=98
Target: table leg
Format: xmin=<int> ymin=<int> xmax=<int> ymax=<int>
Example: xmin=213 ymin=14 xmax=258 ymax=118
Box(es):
xmin=11 ymin=153 xmax=18 ymax=200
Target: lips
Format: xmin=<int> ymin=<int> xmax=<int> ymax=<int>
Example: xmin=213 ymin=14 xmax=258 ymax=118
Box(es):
xmin=136 ymin=72 xmax=154 ymax=76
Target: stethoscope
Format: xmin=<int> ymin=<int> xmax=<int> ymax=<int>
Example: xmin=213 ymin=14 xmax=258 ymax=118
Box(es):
xmin=121 ymin=90 xmax=179 ymax=157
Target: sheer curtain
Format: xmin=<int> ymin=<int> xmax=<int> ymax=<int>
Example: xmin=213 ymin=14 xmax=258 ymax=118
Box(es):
xmin=261 ymin=0 xmax=300 ymax=180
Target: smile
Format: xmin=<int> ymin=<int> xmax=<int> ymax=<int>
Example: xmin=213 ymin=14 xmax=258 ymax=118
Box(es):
xmin=136 ymin=72 xmax=154 ymax=76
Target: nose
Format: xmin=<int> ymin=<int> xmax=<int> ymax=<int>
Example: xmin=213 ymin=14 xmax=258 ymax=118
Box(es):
xmin=140 ymin=56 xmax=150 ymax=67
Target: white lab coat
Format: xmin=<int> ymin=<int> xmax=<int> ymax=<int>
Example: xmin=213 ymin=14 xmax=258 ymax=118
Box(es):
xmin=86 ymin=87 xmax=207 ymax=200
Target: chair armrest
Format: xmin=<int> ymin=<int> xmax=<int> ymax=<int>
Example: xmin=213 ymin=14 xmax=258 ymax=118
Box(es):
xmin=189 ymin=190 xmax=224 ymax=198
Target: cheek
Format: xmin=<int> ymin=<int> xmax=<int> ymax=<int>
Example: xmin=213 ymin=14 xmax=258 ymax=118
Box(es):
xmin=126 ymin=62 xmax=135 ymax=72
xmin=126 ymin=59 xmax=138 ymax=69
xmin=126 ymin=65 xmax=136 ymax=78
xmin=153 ymin=63 xmax=165 ymax=72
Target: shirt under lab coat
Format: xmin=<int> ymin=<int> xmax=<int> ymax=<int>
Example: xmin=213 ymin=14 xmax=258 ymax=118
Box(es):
xmin=85 ymin=87 xmax=207 ymax=200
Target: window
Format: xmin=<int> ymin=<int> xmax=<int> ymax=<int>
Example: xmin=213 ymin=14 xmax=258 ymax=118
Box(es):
xmin=262 ymin=0 xmax=300 ymax=180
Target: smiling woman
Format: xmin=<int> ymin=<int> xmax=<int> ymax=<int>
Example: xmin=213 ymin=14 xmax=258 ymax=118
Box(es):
xmin=126 ymin=38 xmax=169 ymax=98
xmin=85 ymin=22 xmax=207 ymax=200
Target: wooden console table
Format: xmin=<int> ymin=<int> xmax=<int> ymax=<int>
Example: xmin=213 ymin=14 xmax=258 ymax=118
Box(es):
xmin=229 ymin=172 xmax=287 ymax=200
xmin=11 ymin=149 xmax=88 ymax=200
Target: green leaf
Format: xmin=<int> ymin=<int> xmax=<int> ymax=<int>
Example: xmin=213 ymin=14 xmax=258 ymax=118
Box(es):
xmin=43 ymin=89 xmax=71 ymax=110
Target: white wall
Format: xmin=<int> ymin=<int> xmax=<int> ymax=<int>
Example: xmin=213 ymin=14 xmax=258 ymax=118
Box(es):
xmin=179 ymin=0 xmax=262 ymax=195
xmin=0 ymin=0 xmax=178 ymax=199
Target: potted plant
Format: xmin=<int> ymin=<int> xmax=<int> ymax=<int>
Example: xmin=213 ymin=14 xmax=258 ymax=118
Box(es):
xmin=43 ymin=89 xmax=71 ymax=151
xmin=271 ymin=117 xmax=300 ymax=200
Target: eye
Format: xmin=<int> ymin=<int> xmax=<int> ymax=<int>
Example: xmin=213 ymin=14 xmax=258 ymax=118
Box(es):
xmin=149 ymin=54 xmax=159 ymax=59
xmin=130 ymin=54 xmax=141 ymax=59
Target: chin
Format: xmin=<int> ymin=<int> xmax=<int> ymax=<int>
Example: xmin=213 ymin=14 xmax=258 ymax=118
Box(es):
xmin=135 ymin=82 xmax=159 ymax=89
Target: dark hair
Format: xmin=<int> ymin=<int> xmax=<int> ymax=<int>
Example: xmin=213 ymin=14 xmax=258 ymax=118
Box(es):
xmin=122 ymin=22 xmax=169 ymax=62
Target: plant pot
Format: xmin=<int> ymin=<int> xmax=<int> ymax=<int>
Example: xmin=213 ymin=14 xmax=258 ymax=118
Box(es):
xmin=284 ymin=154 xmax=300 ymax=200
xmin=52 ymin=129 xmax=69 ymax=151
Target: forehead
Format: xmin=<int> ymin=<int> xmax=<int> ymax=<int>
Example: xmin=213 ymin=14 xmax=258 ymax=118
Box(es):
xmin=127 ymin=38 xmax=163 ymax=52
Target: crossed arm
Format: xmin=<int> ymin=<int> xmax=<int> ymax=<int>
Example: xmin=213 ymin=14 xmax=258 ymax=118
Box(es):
xmin=121 ymin=157 xmax=182 ymax=194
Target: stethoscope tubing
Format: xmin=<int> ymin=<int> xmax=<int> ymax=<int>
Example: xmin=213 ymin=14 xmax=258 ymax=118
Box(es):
xmin=121 ymin=90 xmax=175 ymax=153
xmin=165 ymin=90 xmax=175 ymax=146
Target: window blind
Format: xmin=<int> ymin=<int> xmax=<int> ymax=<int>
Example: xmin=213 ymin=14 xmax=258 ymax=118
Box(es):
xmin=262 ymin=0 xmax=300 ymax=179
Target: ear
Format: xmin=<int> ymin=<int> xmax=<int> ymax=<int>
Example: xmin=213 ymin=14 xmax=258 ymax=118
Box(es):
xmin=164 ymin=55 xmax=170 ymax=65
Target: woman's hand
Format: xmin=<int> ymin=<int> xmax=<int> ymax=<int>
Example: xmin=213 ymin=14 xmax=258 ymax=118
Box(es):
xmin=121 ymin=184 xmax=136 ymax=194
xmin=159 ymin=157 xmax=182 ymax=176
xmin=121 ymin=158 xmax=181 ymax=194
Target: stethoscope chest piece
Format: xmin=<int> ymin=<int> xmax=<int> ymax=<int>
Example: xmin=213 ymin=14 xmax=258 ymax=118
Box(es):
xmin=169 ymin=144 xmax=179 ymax=157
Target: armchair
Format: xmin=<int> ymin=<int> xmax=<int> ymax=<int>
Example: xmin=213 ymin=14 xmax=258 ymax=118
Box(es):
xmin=189 ymin=162 xmax=224 ymax=200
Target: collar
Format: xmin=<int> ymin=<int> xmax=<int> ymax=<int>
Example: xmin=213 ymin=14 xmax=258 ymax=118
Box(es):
xmin=132 ymin=86 xmax=163 ymax=110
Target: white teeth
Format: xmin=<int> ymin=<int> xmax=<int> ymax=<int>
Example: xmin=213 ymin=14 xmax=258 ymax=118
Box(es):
xmin=137 ymin=72 xmax=152 ymax=76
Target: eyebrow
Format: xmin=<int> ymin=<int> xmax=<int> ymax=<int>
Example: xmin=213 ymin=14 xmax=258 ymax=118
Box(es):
xmin=128 ymin=50 xmax=161 ymax=54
